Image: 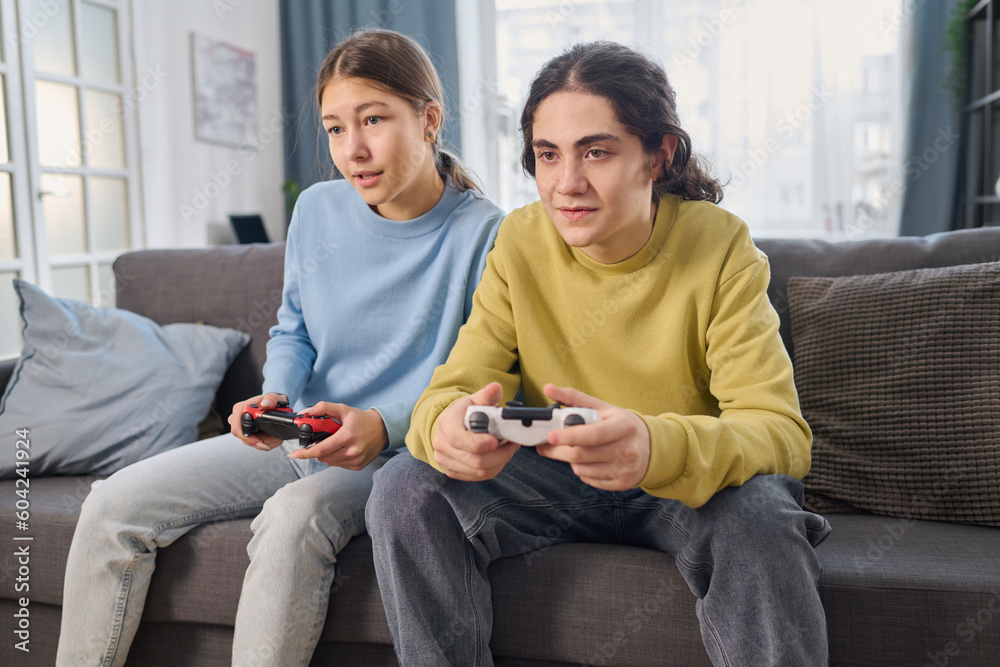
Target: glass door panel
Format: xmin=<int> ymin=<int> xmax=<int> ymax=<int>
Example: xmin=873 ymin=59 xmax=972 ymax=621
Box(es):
xmin=80 ymin=1 xmax=120 ymax=84
xmin=41 ymin=173 xmax=86 ymax=255
xmin=36 ymin=80 xmax=82 ymax=167
xmin=0 ymin=173 xmax=14 ymax=260
xmin=50 ymin=264 xmax=90 ymax=302
xmin=0 ymin=270 xmax=20 ymax=355
xmin=31 ymin=0 xmax=76 ymax=76
xmin=91 ymin=176 xmax=128 ymax=251
xmin=0 ymin=75 xmax=9 ymax=162
xmin=83 ymin=89 xmax=124 ymax=168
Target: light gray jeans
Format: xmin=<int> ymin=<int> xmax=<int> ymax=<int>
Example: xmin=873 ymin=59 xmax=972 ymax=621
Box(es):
xmin=55 ymin=432 xmax=386 ymax=666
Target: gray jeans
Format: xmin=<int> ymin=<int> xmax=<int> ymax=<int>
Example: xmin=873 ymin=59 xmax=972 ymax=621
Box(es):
xmin=367 ymin=447 xmax=831 ymax=666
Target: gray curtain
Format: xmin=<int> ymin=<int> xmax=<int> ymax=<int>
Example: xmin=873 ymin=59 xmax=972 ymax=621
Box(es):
xmin=898 ymin=0 xmax=962 ymax=235
xmin=279 ymin=0 xmax=461 ymax=221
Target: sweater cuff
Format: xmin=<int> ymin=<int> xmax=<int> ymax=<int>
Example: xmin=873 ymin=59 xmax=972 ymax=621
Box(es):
xmin=638 ymin=415 xmax=689 ymax=494
xmin=261 ymin=359 xmax=312 ymax=407
xmin=372 ymin=399 xmax=415 ymax=449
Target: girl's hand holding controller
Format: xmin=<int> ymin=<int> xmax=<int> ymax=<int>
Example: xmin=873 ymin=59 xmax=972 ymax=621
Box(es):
xmin=434 ymin=382 xmax=521 ymax=482
xmin=535 ymin=384 xmax=651 ymax=492
xmin=287 ymin=402 xmax=389 ymax=471
xmin=229 ymin=393 xmax=289 ymax=451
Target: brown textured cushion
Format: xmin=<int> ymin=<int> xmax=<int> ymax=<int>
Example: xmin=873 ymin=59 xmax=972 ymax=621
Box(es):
xmin=788 ymin=262 xmax=1000 ymax=528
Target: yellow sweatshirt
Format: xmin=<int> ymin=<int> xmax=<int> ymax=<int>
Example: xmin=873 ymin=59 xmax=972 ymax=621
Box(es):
xmin=407 ymin=194 xmax=812 ymax=507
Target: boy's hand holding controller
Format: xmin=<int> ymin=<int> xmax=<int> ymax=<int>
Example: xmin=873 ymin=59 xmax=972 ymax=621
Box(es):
xmin=535 ymin=384 xmax=651 ymax=492
xmin=440 ymin=382 xmax=651 ymax=489
xmin=229 ymin=393 xmax=289 ymax=451
xmin=287 ymin=402 xmax=388 ymax=471
xmin=434 ymin=382 xmax=522 ymax=481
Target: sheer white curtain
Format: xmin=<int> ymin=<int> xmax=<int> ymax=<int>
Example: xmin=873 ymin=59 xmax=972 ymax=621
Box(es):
xmin=811 ymin=1 xmax=906 ymax=239
xmin=487 ymin=0 xmax=906 ymax=240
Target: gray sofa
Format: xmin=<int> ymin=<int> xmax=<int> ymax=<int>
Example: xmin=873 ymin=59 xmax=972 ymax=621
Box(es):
xmin=2 ymin=228 xmax=1000 ymax=666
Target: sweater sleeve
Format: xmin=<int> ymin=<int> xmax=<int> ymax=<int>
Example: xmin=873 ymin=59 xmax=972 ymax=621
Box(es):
xmin=371 ymin=400 xmax=416 ymax=450
xmin=637 ymin=248 xmax=812 ymax=507
xmin=406 ymin=236 xmax=522 ymax=467
xmin=261 ymin=205 xmax=317 ymax=404
xmin=375 ymin=208 xmax=503 ymax=450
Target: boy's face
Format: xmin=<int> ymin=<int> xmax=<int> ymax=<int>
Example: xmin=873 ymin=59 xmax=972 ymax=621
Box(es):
xmin=531 ymin=90 xmax=659 ymax=264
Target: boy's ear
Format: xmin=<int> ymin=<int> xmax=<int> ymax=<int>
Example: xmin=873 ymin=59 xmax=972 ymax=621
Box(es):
xmin=651 ymin=134 xmax=679 ymax=180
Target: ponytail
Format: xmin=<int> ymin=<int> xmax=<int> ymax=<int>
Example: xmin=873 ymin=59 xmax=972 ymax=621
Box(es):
xmin=435 ymin=148 xmax=481 ymax=193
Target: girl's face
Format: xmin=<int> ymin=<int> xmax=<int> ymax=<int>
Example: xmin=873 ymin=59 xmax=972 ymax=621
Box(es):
xmin=531 ymin=90 xmax=675 ymax=264
xmin=321 ymin=76 xmax=442 ymax=221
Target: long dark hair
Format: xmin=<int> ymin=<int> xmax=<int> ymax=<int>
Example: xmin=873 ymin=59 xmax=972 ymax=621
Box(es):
xmin=317 ymin=29 xmax=480 ymax=193
xmin=520 ymin=41 xmax=722 ymax=203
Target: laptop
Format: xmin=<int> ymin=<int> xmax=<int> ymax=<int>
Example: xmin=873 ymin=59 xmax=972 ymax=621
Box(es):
xmin=229 ymin=214 xmax=270 ymax=244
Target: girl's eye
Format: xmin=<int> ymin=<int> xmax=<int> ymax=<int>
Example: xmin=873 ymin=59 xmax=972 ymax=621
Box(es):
xmin=327 ymin=126 xmax=342 ymax=136
xmin=366 ymin=116 xmax=382 ymax=126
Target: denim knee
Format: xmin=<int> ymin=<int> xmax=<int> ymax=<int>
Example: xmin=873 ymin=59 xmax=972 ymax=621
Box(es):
xmin=75 ymin=472 xmax=160 ymax=553
xmin=700 ymin=474 xmax=829 ymax=547
xmin=250 ymin=482 xmax=343 ymax=559
xmin=366 ymin=454 xmax=443 ymax=532
xmin=254 ymin=482 xmax=315 ymax=532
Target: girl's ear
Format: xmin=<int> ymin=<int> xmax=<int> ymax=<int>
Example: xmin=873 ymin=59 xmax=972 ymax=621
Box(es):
xmin=650 ymin=134 xmax=679 ymax=180
xmin=423 ymin=101 xmax=442 ymax=140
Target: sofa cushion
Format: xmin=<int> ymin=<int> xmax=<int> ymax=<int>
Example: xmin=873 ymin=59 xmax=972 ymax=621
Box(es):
xmin=817 ymin=514 xmax=1000 ymax=666
xmin=0 ymin=475 xmax=98 ymax=605
xmin=788 ymin=262 xmax=1000 ymax=527
xmin=0 ymin=280 xmax=250 ymax=478
xmin=756 ymin=226 xmax=1000 ymax=360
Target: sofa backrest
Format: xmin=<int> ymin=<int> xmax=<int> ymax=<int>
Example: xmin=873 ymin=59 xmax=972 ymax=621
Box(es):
xmin=107 ymin=227 xmax=1000 ymax=417
xmin=113 ymin=243 xmax=285 ymax=419
xmin=756 ymin=227 xmax=1000 ymax=360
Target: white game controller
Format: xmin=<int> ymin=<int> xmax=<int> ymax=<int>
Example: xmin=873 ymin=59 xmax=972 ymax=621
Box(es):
xmin=464 ymin=401 xmax=601 ymax=446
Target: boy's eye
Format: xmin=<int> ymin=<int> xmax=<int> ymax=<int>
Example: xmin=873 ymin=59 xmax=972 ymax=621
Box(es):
xmin=587 ymin=149 xmax=607 ymax=158
xmin=537 ymin=151 xmax=556 ymax=162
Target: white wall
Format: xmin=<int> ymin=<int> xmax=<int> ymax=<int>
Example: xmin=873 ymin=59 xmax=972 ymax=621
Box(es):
xmin=131 ymin=0 xmax=285 ymax=248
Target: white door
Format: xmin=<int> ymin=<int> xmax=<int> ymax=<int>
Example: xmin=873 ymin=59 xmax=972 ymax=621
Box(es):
xmin=0 ymin=0 xmax=142 ymax=359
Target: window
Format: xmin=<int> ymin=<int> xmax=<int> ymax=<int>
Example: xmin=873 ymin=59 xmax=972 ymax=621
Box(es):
xmin=469 ymin=0 xmax=905 ymax=240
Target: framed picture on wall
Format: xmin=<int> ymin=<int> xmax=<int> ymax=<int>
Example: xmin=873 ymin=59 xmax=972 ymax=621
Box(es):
xmin=191 ymin=33 xmax=258 ymax=147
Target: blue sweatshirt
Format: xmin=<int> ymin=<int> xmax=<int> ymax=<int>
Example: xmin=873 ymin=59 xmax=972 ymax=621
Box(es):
xmin=261 ymin=177 xmax=503 ymax=459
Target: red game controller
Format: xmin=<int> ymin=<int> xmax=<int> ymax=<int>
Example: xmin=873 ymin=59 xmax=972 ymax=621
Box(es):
xmin=240 ymin=401 xmax=341 ymax=448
